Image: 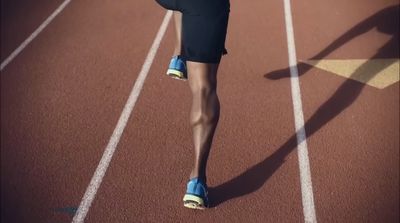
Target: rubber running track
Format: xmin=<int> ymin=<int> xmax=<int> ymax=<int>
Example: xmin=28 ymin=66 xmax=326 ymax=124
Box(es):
xmin=1 ymin=0 xmax=399 ymax=222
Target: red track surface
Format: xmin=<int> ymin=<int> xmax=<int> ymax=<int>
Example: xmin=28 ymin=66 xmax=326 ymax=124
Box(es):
xmin=1 ymin=0 xmax=398 ymax=222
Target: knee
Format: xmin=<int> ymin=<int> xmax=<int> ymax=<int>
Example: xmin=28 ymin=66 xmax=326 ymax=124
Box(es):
xmin=190 ymin=78 xmax=219 ymax=126
xmin=190 ymin=92 xmax=220 ymax=127
xmin=193 ymin=82 xmax=217 ymax=97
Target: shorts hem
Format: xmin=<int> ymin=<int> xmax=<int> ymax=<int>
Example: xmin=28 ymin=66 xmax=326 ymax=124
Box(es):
xmin=182 ymin=55 xmax=224 ymax=64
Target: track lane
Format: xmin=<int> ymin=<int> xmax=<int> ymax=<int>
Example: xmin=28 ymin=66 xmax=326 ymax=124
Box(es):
xmin=1 ymin=0 xmax=66 ymax=62
xmin=85 ymin=0 xmax=305 ymax=222
xmin=1 ymin=0 xmax=166 ymax=222
xmin=288 ymin=0 xmax=399 ymax=222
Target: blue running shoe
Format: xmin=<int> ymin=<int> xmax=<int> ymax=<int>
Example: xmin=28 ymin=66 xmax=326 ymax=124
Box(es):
xmin=183 ymin=178 xmax=209 ymax=210
xmin=166 ymin=55 xmax=187 ymax=80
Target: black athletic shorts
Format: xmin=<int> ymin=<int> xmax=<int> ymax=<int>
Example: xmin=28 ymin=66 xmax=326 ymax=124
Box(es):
xmin=155 ymin=0 xmax=230 ymax=63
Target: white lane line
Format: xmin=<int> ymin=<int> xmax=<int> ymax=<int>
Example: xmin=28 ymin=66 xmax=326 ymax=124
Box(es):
xmin=71 ymin=10 xmax=173 ymax=223
xmin=283 ymin=0 xmax=317 ymax=222
xmin=0 ymin=0 xmax=72 ymax=71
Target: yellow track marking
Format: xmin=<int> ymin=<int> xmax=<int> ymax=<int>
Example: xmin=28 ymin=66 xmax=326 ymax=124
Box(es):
xmin=304 ymin=59 xmax=399 ymax=89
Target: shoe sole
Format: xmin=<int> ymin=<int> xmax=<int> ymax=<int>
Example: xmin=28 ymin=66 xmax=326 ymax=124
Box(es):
xmin=183 ymin=194 xmax=207 ymax=210
xmin=166 ymin=69 xmax=187 ymax=81
xmin=183 ymin=201 xmax=206 ymax=210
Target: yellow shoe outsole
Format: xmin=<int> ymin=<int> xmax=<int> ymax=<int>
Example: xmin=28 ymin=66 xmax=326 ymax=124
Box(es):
xmin=166 ymin=69 xmax=187 ymax=80
xmin=183 ymin=194 xmax=206 ymax=210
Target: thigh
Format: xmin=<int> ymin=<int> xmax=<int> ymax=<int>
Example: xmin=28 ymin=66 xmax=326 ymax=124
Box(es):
xmin=187 ymin=62 xmax=219 ymax=93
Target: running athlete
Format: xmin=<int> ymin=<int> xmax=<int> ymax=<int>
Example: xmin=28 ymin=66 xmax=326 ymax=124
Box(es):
xmin=155 ymin=0 xmax=230 ymax=209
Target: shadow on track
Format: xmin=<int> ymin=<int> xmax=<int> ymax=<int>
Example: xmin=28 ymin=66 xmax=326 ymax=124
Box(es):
xmin=209 ymin=4 xmax=399 ymax=207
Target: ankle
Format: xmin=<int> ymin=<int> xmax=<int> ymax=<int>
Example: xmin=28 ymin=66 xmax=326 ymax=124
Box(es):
xmin=189 ymin=171 xmax=207 ymax=183
xmin=173 ymin=48 xmax=181 ymax=56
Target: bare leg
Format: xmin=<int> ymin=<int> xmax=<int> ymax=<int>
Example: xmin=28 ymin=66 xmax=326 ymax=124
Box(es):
xmin=187 ymin=61 xmax=220 ymax=182
xmin=173 ymin=11 xmax=182 ymax=56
